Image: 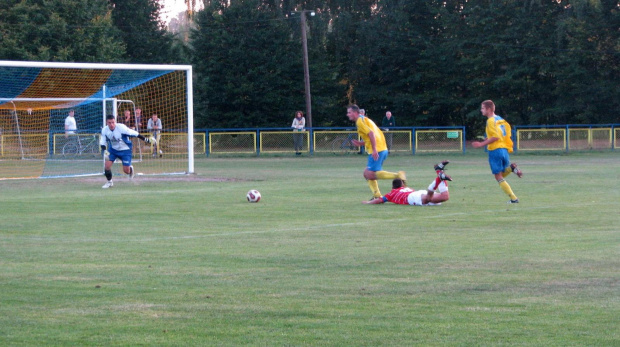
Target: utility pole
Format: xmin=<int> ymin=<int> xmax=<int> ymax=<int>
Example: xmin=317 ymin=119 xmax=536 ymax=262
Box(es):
xmin=292 ymin=10 xmax=315 ymax=129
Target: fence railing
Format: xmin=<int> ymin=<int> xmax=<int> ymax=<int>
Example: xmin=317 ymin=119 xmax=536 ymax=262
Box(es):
xmin=515 ymin=124 xmax=619 ymax=152
xmin=1 ymin=125 xmax=617 ymax=159
xmin=203 ymin=126 xmax=466 ymax=156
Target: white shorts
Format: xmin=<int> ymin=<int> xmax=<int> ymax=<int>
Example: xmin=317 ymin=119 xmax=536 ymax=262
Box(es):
xmin=407 ymin=190 xmax=427 ymax=206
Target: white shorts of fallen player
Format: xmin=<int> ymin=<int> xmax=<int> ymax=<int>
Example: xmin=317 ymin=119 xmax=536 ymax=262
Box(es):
xmin=406 ymin=190 xmax=441 ymax=206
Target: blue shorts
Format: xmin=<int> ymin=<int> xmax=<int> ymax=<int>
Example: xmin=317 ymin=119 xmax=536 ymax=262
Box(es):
xmin=488 ymin=148 xmax=510 ymax=174
xmin=108 ymin=149 xmax=133 ymax=167
xmin=366 ymin=150 xmax=389 ymax=172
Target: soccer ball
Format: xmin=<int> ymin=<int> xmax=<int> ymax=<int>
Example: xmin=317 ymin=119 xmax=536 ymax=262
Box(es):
xmin=246 ymin=189 xmax=261 ymax=203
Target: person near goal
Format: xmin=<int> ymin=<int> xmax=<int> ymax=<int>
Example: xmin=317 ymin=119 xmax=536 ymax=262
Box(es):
xmin=147 ymin=113 xmax=163 ymax=157
xmin=471 ymin=100 xmax=523 ymax=204
xmin=64 ymin=109 xmax=77 ymax=138
xmin=363 ymin=161 xmax=452 ymax=206
xmin=100 ymin=114 xmax=153 ymax=189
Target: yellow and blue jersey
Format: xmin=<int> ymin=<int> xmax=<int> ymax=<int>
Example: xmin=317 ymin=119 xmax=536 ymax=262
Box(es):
xmin=485 ymin=115 xmax=513 ymax=153
xmin=356 ymin=116 xmax=387 ymax=154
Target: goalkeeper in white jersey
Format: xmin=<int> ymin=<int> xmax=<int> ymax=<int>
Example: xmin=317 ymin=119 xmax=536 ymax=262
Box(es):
xmin=100 ymin=114 xmax=153 ymax=189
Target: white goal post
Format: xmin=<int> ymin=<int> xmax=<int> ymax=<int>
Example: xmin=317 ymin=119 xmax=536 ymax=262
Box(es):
xmin=0 ymin=60 xmax=194 ymax=179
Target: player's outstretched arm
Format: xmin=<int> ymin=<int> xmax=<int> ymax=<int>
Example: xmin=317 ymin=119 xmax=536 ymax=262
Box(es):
xmin=362 ymin=197 xmax=386 ymax=205
xmin=137 ymin=134 xmax=155 ymax=144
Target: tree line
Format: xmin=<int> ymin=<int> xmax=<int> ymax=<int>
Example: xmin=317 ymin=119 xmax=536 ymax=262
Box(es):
xmin=1 ymin=0 xmax=618 ymax=136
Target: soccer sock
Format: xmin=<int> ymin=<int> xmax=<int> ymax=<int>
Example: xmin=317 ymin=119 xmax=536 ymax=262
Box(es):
xmin=498 ymin=179 xmax=517 ymax=200
xmin=501 ymin=166 xmax=512 ymax=178
xmin=104 ymin=169 xmax=112 ymax=181
xmin=427 ymin=177 xmax=441 ymax=191
xmin=375 ymin=171 xmax=399 ymax=180
xmin=368 ymin=180 xmax=382 ymax=198
xmin=437 ymin=181 xmax=448 ymax=193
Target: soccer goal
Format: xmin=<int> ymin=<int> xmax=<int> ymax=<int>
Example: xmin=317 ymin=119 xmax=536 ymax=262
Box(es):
xmin=0 ymin=60 xmax=194 ymax=179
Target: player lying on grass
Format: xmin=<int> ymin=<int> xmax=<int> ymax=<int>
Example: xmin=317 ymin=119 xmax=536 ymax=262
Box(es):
xmin=100 ymin=114 xmax=154 ymax=189
xmin=363 ymin=161 xmax=452 ymax=206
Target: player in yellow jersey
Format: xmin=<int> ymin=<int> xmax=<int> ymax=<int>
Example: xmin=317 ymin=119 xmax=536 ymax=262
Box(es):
xmin=472 ymin=100 xmax=523 ymax=203
xmin=346 ymin=104 xmax=407 ymax=200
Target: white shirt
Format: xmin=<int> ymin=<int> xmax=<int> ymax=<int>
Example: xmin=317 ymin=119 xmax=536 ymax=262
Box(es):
xmin=147 ymin=118 xmax=162 ymax=133
xmin=65 ymin=116 xmax=77 ymax=134
xmin=291 ymin=117 xmax=305 ymax=131
xmin=100 ymin=123 xmax=139 ymax=152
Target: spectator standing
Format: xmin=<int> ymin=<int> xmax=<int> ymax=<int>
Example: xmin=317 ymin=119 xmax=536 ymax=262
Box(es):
xmin=382 ymin=111 xmax=396 ymax=153
xmin=121 ymin=109 xmax=134 ymax=129
xmin=291 ymin=110 xmax=305 ymax=155
xmin=134 ymin=108 xmax=143 ymax=132
xmin=64 ymin=109 xmax=77 ymax=138
xmin=147 ymin=113 xmax=163 ymax=157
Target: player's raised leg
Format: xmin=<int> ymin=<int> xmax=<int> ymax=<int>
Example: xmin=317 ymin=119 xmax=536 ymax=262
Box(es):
xmin=501 ymin=163 xmax=522 ymax=178
xmin=510 ymin=163 xmax=523 ymax=178
xmin=426 ymin=170 xmax=451 ymax=204
xmin=434 ymin=160 xmax=450 ymax=172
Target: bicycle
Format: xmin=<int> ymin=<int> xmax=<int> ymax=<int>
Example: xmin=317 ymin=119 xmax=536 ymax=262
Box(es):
xmin=331 ymin=133 xmax=360 ymax=154
xmin=62 ymin=134 xmax=100 ymax=158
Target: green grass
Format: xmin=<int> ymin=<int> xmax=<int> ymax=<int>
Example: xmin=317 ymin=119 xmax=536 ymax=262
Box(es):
xmin=1 ymin=152 xmax=619 ymax=346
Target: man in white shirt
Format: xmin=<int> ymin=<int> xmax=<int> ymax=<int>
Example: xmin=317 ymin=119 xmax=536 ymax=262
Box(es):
xmin=147 ymin=113 xmax=163 ymax=157
xmin=64 ymin=110 xmax=77 ymax=138
xmin=100 ymin=114 xmax=153 ymax=188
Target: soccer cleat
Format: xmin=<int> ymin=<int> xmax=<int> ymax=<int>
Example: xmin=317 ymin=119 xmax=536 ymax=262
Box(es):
xmin=508 ymin=199 xmax=519 ymax=204
xmin=129 ymin=165 xmax=135 ymax=179
xmin=510 ymin=163 xmax=523 ymax=178
xmin=398 ymin=171 xmax=408 ymax=187
xmin=434 ymin=160 xmax=450 ymax=171
xmin=159 ymin=150 xmax=163 ymax=158
xmin=102 ymin=181 xmax=113 ymax=189
xmin=369 ymin=196 xmax=383 ymax=202
xmin=438 ymin=172 xmax=452 ymax=181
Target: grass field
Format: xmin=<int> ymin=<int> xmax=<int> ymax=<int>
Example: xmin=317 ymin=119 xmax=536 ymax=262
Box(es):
xmin=1 ymin=152 xmax=619 ymax=346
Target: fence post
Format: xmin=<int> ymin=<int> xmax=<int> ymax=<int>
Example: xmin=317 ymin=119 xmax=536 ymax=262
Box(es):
xmin=205 ymin=130 xmax=210 ymax=157
xmin=512 ymin=126 xmax=517 ymax=153
xmin=256 ymin=129 xmax=260 ymax=157
xmin=462 ymin=126 xmax=467 ymax=154
xmin=411 ymin=127 xmax=416 ymax=155
xmin=309 ymin=128 xmax=314 ymax=155
xmin=565 ymin=125 xmax=569 ymax=153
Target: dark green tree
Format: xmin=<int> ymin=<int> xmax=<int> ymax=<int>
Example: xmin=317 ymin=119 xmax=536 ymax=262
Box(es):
xmin=349 ymin=0 xmax=438 ymax=126
xmin=0 ymin=0 xmax=124 ymax=62
xmin=191 ymin=0 xmax=304 ymax=128
xmin=110 ymin=0 xmax=175 ymax=63
xmin=189 ymin=0 xmax=618 ymax=128
xmin=550 ymin=0 xmax=620 ymax=124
